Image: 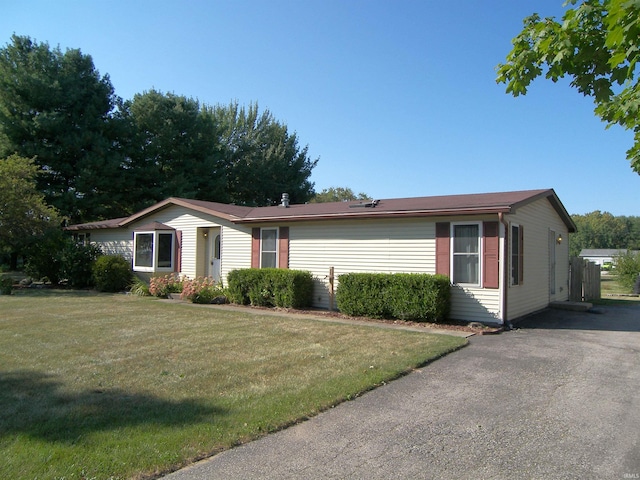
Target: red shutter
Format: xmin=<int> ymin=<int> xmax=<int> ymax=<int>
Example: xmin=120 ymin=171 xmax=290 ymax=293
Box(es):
xmin=435 ymin=222 xmax=450 ymax=276
xmin=483 ymin=221 xmax=499 ymax=289
xmin=174 ymin=230 xmax=182 ymax=273
xmin=278 ymin=227 xmax=289 ymax=269
xmin=251 ymin=228 xmax=260 ymax=268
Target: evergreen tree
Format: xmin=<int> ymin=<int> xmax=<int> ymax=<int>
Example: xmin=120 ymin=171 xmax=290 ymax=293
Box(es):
xmin=0 ymin=35 xmax=126 ymax=222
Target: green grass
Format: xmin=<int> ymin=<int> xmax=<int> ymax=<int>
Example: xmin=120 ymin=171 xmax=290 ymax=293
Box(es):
xmin=595 ymin=274 xmax=640 ymax=305
xmin=0 ymin=290 xmax=466 ymax=479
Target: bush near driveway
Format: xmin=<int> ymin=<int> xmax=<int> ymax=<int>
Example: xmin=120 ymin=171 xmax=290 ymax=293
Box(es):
xmin=614 ymin=251 xmax=640 ymax=292
xmin=0 ymin=290 xmax=466 ymax=480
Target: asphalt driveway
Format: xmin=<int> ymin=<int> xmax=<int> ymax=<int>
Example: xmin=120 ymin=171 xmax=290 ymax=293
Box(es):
xmin=163 ymin=303 xmax=640 ymax=480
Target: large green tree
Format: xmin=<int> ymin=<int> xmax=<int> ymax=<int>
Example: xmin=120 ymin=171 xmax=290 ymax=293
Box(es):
xmin=0 ymin=155 xmax=61 ymax=269
xmin=0 ymin=35 xmax=126 ymax=222
xmin=211 ymin=102 xmax=317 ymax=206
xmin=496 ymin=0 xmax=640 ymax=173
xmin=123 ymin=90 xmax=227 ymax=211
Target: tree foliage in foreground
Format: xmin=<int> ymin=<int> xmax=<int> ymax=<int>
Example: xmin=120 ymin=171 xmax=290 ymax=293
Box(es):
xmin=496 ymin=0 xmax=640 ymax=173
xmin=0 ymin=155 xmax=61 ymax=267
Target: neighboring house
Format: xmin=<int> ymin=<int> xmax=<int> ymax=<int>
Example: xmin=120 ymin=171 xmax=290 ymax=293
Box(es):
xmin=66 ymin=189 xmax=576 ymax=325
xmin=578 ymin=249 xmax=638 ymax=267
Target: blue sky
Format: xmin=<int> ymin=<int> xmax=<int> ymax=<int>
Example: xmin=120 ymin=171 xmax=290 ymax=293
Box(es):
xmin=3 ymin=0 xmax=638 ymax=216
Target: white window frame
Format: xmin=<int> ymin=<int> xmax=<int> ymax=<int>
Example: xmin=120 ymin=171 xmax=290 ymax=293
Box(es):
xmin=133 ymin=231 xmax=175 ymax=273
xmin=260 ymin=228 xmax=278 ymax=268
xmin=450 ymin=222 xmax=482 ymax=287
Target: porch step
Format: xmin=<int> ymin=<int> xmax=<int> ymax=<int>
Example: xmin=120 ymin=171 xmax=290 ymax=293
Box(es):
xmin=549 ymin=301 xmax=593 ymax=312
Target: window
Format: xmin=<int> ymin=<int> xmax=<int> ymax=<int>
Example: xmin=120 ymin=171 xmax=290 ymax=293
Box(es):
xmin=251 ymin=227 xmax=289 ymax=269
xmin=260 ymin=228 xmax=278 ymax=268
xmin=133 ymin=231 xmax=175 ymax=272
xmin=452 ymin=223 xmax=480 ymax=285
xmin=511 ymin=224 xmax=523 ymax=285
xmin=74 ymin=233 xmax=90 ymax=246
xmin=157 ymin=233 xmax=173 ymax=268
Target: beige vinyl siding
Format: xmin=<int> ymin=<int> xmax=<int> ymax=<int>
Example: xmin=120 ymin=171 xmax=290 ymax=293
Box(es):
xmin=505 ymin=198 xmax=571 ymax=319
xmin=450 ymin=286 xmax=501 ymax=324
xmin=219 ymin=225 xmax=252 ymax=284
xmin=126 ymin=205 xmax=249 ymax=280
xmin=90 ymin=230 xmax=133 ymax=261
xmin=288 ymin=218 xmax=436 ymax=309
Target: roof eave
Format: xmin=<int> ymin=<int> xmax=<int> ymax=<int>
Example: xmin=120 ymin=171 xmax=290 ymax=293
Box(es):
xmin=119 ymin=197 xmax=243 ymax=227
xmin=235 ymin=207 xmax=512 ymax=224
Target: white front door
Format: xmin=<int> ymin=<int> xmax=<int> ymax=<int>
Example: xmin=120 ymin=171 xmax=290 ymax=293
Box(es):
xmin=204 ymin=228 xmax=221 ymax=282
xmin=212 ymin=233 xmax=221 ymax=283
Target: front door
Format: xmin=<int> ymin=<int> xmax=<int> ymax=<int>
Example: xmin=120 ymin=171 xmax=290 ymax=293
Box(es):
xmin=204 ymin=228 xmax=221 ymax=282
xmin=212 ymin=233 xmax=221 ymax=283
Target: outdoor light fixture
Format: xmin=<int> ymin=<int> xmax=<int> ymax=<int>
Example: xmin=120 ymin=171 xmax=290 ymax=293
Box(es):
xmin=557 ymin=234 xmax=563 ymax=244
xmin=203 ymin=229 xmax=209 ymax=238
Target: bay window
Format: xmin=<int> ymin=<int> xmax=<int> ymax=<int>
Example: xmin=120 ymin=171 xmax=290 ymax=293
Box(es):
xmin=133 ymin=230 xmax=175 ymax=272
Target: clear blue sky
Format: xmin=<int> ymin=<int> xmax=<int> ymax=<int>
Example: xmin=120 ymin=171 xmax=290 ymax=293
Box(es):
xmin=3 ymin=0 xmax=638 ymax=216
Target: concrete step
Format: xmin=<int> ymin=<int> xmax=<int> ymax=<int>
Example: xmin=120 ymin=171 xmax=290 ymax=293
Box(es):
xmin=549 ymin=301 xmax=593 ymax=312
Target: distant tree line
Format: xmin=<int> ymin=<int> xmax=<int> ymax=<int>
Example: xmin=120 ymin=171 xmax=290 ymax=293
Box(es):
xmin=570 ymin=211 xmax=640 ymax=258
xmin=0 ymin=35 xmax=318 ymax=224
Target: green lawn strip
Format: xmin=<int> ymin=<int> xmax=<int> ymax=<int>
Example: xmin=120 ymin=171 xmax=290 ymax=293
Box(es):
xmin=0 ymin=291 xmax=466 ymax=480
xmin=596 ymin=276 xmax=640 ymax=305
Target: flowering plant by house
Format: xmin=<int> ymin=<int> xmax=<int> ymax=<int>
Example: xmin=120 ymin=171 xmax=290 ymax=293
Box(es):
xmin=149 ymin=273 xmax=185 ymax=298
xmin=181 ymin=276 xmax=226 ymax=304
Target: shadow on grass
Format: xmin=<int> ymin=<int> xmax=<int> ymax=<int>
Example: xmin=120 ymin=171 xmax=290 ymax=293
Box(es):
xmin=0 ymin=370 xmax=223 ymax=444
xmin=8 ymin=287 xmax=115 ymax=298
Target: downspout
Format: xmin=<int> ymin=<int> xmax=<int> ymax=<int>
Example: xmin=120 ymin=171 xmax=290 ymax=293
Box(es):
xmin=498 ymin=212 xmax=512 ymax=330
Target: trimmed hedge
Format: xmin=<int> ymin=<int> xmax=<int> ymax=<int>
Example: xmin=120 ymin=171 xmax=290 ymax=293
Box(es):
xmin=227 ymin=268 xmax=314 ymax=308
xmin=336 ymin=272 xmax=451 ymax=322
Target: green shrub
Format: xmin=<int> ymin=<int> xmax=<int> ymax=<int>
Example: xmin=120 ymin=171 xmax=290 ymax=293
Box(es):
xmin=0 ymin=276 xmax=13 ymax=295
xmin=614 ymin=251 xmax=640 ymax=291
xmin=23 ymin=230 xmax=102 ymax=287
xmin=227 ymin=268 xmax=313 ymax=308
xmin=60 ymin=242 xmax=103 ymax=288
xmin=336 ymin=272 xmax=451 ymax=322
xmin=92 ymin=255 xmax=133 ymax=292
xmin=23 ymin=229 xmax=68 ymax=284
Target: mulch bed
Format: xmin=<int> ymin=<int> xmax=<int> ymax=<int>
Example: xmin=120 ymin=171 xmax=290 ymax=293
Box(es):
xmin=245 ymin=305 xmax=503 ymax=335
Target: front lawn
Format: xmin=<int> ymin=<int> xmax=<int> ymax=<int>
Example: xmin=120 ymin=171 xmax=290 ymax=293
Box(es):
xmin=0 ymin=290 xmax=466 ymax=479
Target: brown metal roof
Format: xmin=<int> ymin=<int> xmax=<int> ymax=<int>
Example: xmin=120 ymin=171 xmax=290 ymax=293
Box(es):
xmin=240 ymin=189 xmax=575 ymax=232
xmin=65 ymin=189 xmax=576 ymax=232
xmin=64 ymin=217 xmax=128 ymax=231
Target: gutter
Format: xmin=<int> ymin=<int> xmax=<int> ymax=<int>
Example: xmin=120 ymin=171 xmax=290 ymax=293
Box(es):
xmin=235 ymin=206 xmax=514 ymax=224
xmin=498 ymin=212 xmax=512 ymax=330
